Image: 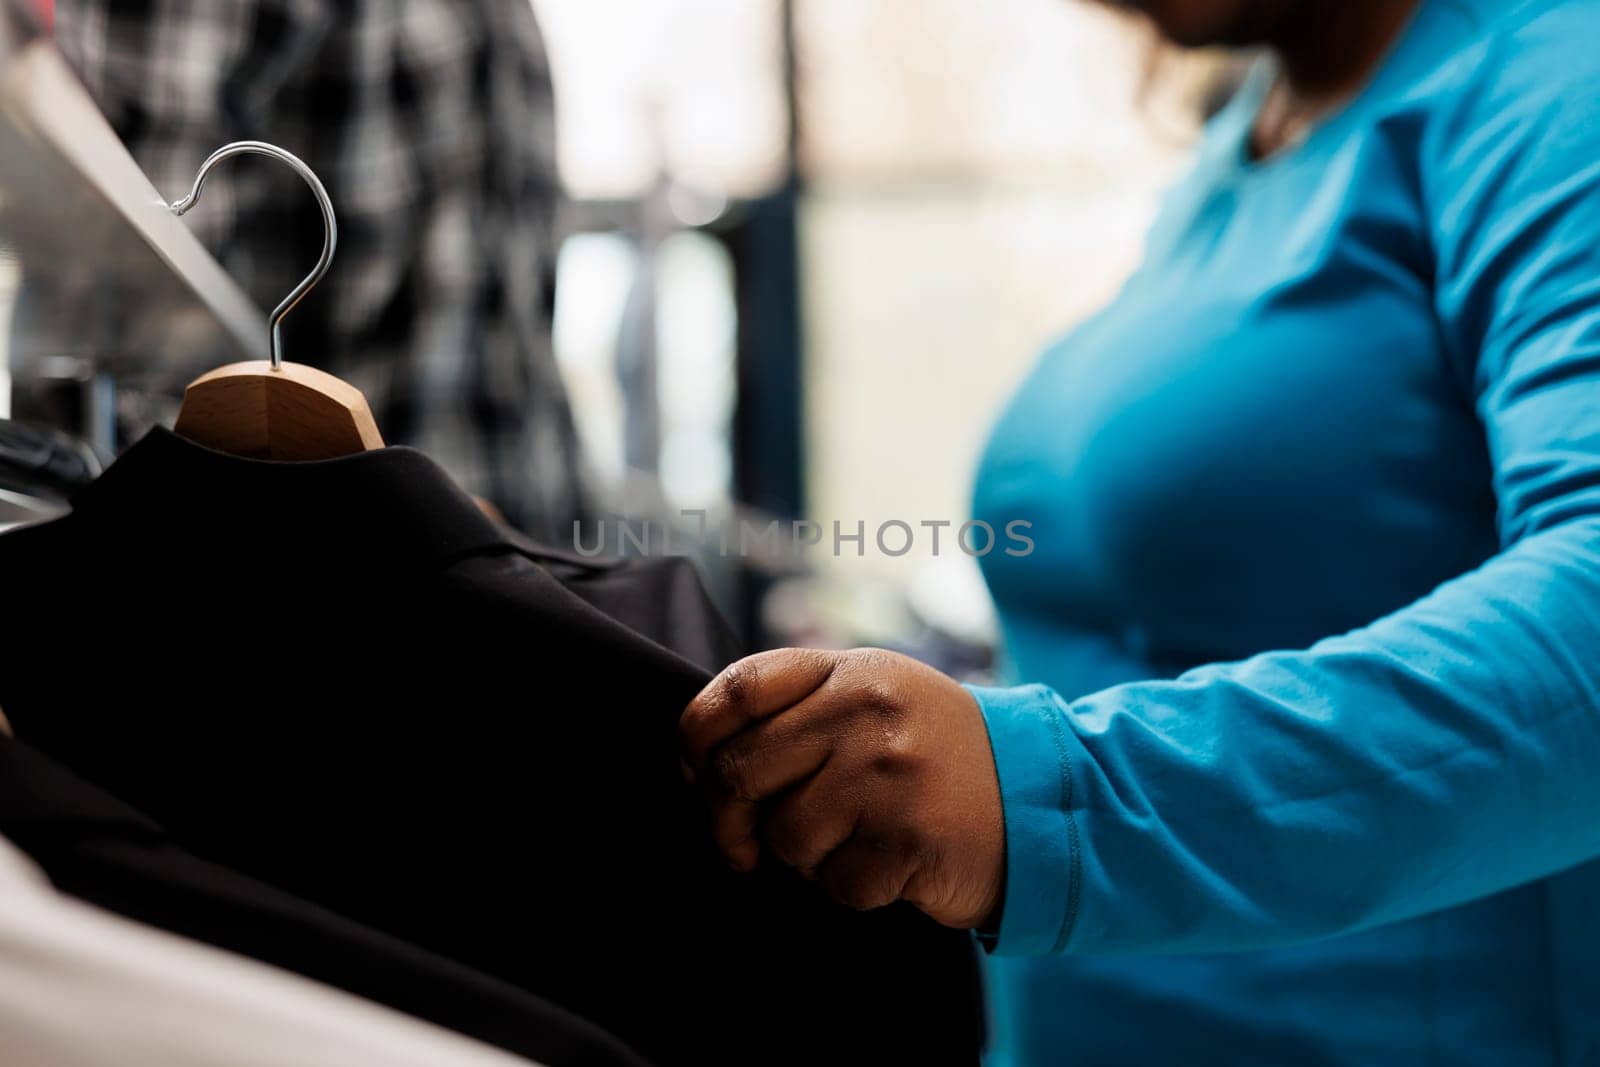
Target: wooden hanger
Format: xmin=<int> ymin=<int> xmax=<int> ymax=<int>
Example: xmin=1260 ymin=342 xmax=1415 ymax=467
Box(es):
xmin=168 ymin=142 xmax=384 ymax=461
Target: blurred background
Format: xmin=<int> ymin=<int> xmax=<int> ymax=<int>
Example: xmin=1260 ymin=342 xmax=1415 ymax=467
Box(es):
xmin=0 ymin=0 xmax=1238 ymax=676
xmin=532 ymin=0 xmax=1230 ymax=672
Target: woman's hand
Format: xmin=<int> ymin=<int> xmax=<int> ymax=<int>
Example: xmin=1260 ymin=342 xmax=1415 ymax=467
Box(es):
xmin=680 ymin=648 xmax=1005 ymax=930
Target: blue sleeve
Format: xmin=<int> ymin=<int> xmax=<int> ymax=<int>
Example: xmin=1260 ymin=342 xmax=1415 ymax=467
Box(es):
xmin=969 ymin=27 xmax=1600 ymax=958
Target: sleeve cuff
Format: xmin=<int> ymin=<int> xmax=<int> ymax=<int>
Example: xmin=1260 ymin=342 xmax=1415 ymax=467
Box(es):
xmin=965 ymin=683 xmax=1082 ymax=956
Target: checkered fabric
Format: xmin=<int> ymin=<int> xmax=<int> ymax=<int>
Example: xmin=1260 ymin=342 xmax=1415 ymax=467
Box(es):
xmin=56 ymin=0 xmax=589 ymax=537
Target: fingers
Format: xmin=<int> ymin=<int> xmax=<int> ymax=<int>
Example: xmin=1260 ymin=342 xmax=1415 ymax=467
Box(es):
xmin=761 ymin=763 xmax=862 ymax=877
xmin=705 ymin=711 xmax=835 ymax=871
xmin=680 ymin=649 xmax=839 ymax=774
xmin=681 ymin=645 xmax=998 ymax=925
xmin=817 ymin=832 xmax=923 ymax=912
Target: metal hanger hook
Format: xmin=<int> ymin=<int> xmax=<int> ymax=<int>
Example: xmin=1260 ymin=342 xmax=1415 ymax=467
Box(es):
xmin=168 ymin=141 xmax=337 ymax=370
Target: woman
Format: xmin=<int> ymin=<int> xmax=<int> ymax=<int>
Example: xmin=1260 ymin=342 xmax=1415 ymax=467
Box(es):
xmin=681 ymin=0 xmax=1600 ymax=1061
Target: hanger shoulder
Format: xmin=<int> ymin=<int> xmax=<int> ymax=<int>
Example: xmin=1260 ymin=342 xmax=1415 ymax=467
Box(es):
xmin=175 ymin=360 xmax=384 ymax=461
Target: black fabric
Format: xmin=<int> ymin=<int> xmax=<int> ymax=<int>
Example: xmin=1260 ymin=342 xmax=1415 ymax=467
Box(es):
xmin=0 ymin=428 xmax=982 ymax=1066
xmin=493 ymin=524 xmax=743 ymax=676
xmin=0 ymin=737 xmax=647 ymax=1067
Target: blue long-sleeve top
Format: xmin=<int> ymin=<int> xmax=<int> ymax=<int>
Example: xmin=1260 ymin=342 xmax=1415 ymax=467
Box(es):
xmin=966 ymin=0 xmax=1600 ymax=1062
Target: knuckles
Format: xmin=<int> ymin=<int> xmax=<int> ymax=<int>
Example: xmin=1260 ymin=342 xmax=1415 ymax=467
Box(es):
xmin=764 ymin=815 xmax=816 ymax=872
xmin=677 ymin=692 xmax=720 ymax=753
xmin=844 ymin=652 xmax=906 ymax=711
xmin=868 ymin=726 xmax=924 ymax=778
xmin=709 ymin=744 xmax=759 ymax=801
xmin=711 ymin=659 xmax=758 ymax=719
xmin=854 ymin=678 xmax=904 ymax=721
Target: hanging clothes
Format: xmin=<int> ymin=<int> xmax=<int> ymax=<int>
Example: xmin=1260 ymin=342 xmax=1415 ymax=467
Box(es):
xmin=0 ymin=735 xmax=644 ymax=1067
xmin=0 ymin=427 xmax=982 ymax=1066
xmin=0 ymin=830 xmax=546 ymax=1067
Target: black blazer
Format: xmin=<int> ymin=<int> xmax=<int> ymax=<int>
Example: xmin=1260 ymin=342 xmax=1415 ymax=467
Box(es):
xmin=0 ymin=428 xmax=981 ymax=1065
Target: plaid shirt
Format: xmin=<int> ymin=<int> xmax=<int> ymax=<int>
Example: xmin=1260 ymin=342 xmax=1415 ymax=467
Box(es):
xmin=56 ymin=0 xmax=588 ymax=538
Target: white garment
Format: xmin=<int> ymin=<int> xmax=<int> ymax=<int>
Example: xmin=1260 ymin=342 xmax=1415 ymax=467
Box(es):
xmin=0 ymin=835 xmax=541 ymax=1067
